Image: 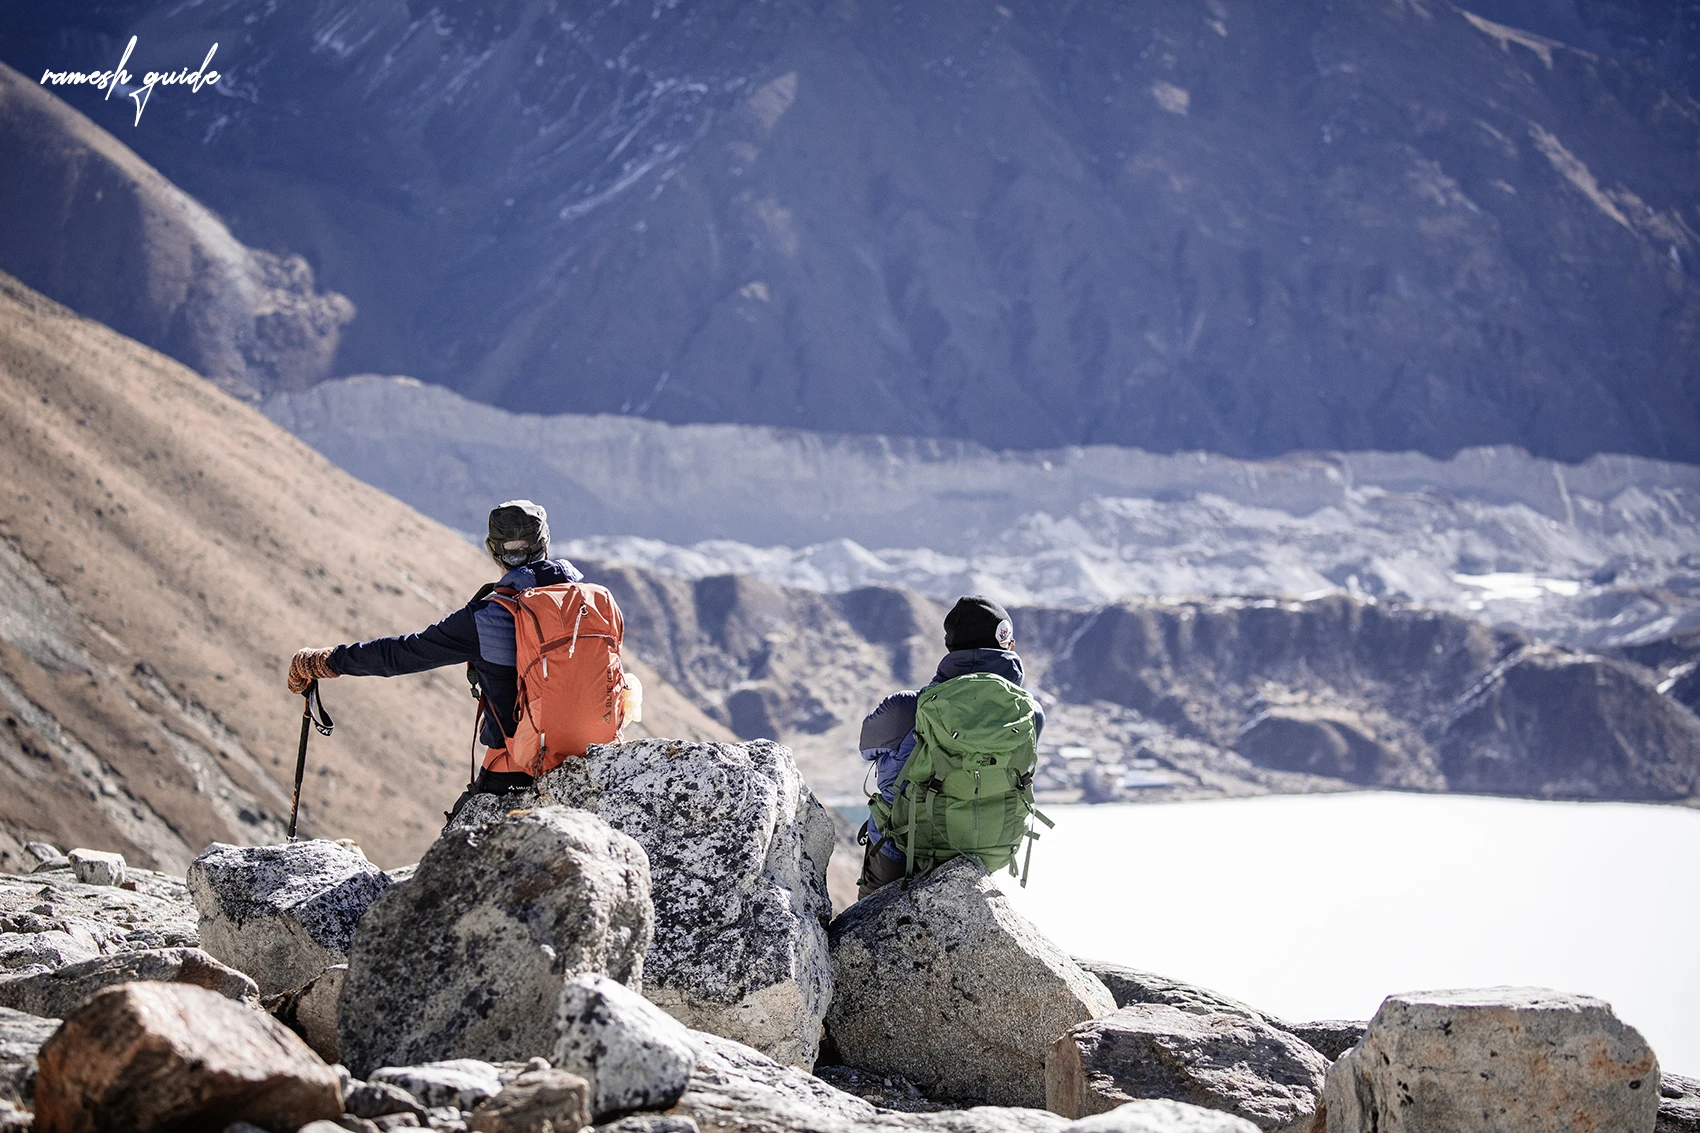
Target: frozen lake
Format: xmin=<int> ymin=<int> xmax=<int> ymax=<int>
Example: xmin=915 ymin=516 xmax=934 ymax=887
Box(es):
xmin=992 ymin=792 xmax=1700 ymax=1076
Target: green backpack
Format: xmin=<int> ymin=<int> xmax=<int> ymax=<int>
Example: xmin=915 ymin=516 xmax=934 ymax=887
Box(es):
xmin=867 ymin=672 xmax=1053 ymax=885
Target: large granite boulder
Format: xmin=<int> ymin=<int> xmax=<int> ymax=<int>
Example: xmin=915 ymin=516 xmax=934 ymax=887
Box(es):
xmin=187 ymin=839 xmax=392 ymax=995
xmin=338 ymin=806 xmax=653 ymax=1076
xmin=536 ymin=739 xmax=835 ymax=1067
xmin=0 ymin=1006 xmax=58 ymax=1106
xmin=827 ymin=857 xmax=1115 ymax=1108
xmin=1047 ymin=1004 xmax=1329 ymax=1133
xmin=1323 ymin=988 xmax=1659 ymax=1133
xmin=30 ymin=981 xmax=341 ymax=1133
xmin=0 ymin=947 xmax=255 ymax=1019
xmin=553 ymin=973 xmax=696 ymax=1120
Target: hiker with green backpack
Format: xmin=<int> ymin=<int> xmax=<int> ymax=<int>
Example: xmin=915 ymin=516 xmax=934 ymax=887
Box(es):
xmin=856 ymin=596 xmax=1050 ymax=900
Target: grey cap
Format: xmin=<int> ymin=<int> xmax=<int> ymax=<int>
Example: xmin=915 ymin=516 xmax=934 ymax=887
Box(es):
xmin=486 ymin=500 xmax=550 ymax=567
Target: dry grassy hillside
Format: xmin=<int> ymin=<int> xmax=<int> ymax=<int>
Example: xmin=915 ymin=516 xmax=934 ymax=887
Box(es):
xmin=0 ymin=271 xmax=730 ymax=871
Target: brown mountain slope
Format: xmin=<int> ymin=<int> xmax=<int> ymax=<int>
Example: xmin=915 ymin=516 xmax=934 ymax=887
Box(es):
xmin=0 ymin=271 xmax=730 ymax=873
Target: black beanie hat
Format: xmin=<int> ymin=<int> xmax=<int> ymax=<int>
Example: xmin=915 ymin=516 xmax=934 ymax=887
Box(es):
xmin=944 ymin=595 xmax=1014 ymax=651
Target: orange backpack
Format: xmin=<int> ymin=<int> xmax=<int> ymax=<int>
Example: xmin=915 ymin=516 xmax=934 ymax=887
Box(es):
xmin=481 ymin=582 xmax=627 ymax=777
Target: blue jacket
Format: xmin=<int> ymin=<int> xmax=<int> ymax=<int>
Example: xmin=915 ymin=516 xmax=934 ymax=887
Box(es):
xmin=860 ymin=648 xmax=1045 ymax=859
xmin=329 ymin=558 xmax=583 ymax=748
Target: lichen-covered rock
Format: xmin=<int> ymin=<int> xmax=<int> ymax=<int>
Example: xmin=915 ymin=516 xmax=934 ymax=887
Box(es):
xmin=1063 ymin=1099 xmax=1262 ymax=1132
xmin=536 ymin=739 xmax=834 ymax=1067
xmin=64 ymin=851 xmax=124 ymax=889
xmin=828 ymin=857 xmax=1114 ymax=1108
xmin=338 ymin=807 xmax=653 ymax=1076
xmin=369 ymin=1060 xmax=505 ymax=1111
xmin=0 ymin=1005 xmax=58 ymax=1105
xmin=187 ymin=839 xmax=392 ymax=995
xmin=262 ymin=964 xmax=345 ymax=1064
xmin=553 ymin=974 xmax=695 ymax=1120
xmin=468 ymin=1068 xmax=591 ymax=1133
xmin=1323 ymin=988 xmax=1659 ymax=1133
xmin=1047 ymin=1005 xmax=1329 ymax=1133
xmin=0 ymin=947 xmax=256 ymax=1018
xmin=31 ymin=981 xmax=341 ymax=1133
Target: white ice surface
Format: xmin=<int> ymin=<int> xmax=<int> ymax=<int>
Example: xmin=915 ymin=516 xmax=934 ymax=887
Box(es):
xmin=992 ymin=793 xmax=1700 ymax=1076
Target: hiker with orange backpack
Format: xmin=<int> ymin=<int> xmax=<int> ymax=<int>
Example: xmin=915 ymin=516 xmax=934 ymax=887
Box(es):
xmin=286 ymin=500 xmax=637 ymax=824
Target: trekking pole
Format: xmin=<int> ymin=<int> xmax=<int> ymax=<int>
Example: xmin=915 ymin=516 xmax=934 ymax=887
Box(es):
xmin=288 ymin=681 xmax=335 ymax=840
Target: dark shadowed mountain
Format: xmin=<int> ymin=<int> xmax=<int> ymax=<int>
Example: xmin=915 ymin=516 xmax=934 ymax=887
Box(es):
xmin=2 ymin=0 xmax=1696 ymax=462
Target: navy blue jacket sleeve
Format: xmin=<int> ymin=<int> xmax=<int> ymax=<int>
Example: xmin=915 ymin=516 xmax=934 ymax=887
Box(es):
xmin=329 ymin=605 xmax=481 ymax=677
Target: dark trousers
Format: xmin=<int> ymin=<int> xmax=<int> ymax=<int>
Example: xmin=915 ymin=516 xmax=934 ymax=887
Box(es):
xmin=856 ymin=840 xmax=908 ymax=901
xmin=443 ymin=768 xmax=536 ymax=829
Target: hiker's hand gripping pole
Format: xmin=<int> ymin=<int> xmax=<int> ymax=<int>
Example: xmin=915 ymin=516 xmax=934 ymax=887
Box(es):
xmin=288 ymin=681 xmax=335 ymax=840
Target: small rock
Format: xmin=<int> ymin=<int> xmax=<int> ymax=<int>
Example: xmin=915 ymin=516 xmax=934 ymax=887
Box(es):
xmin=22 ymin=845 xmax=60 ymax=866
xmin=537 ymin=738 xmax=835 ymax=1067
xmin=187 ymin=840 xmax=393 ymax=996
xmin=370 ymin=1061 xmax=505 ymax=1112
xmin=65 ymin=850 xmax=125 ymax=888
xmin=31 ymin=981 xmax=342 ymax=1132
xmin=374 ymin=1116 xmax=422 ymax=1130
xmin=263 ymin=964 xmax=346 ymax=1064
xmin=1061 ymin=1099 xmax=1262 ymax=1132
xmin=1 ymin=1005 xmax=59 ymax=1105
xmin=1323 ymin=987 xmax=1659 ymax=1133
xmin=30 ymin=857 xmax=70 ymax=875
xmin=828 ymin=857 xmax=1115 ymax=1107
xmin=346 ymin=1080 xmax=430 ymax=1120
xmin=597 ymin=1117 xmax=700 ymax=1133
xmin=1280 ymin=1020 xmax=1364 ymax=1062
xmin=1047 ymin=1004 xmax=1329 ymax=1133
xmin=424 ymin=1106 xmax=468 ymax=1132
xmin=468 ymin=1068 xmax=590 ymax=1133
xmin=340 ymin=1114 xmax=379 ymax=1131
xmin=553 ymin=973 xmax=695 ymax=1119
xmin=339 ymin=808 xmax=652 ymax=1075
xmin=0 ymin=947 xmax=257 ymax=1019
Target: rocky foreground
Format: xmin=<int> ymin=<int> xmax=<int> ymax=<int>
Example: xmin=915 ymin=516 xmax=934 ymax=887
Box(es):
xmin=0 ymin=739 xmax=1693 ymax=1133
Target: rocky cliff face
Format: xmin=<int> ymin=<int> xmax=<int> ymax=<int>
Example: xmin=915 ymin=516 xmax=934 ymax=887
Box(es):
xmin=4 ymin=0 xmax=1696 ymax=461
